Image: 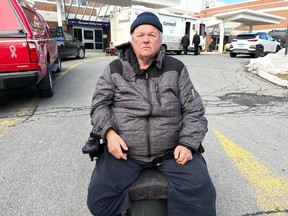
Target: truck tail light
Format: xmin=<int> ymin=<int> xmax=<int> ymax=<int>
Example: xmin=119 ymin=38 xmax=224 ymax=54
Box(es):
xmin=28 ymin=42 xmax=39 ymax=62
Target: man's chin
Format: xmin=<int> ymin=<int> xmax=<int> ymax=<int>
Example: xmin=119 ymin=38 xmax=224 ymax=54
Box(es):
xmin=139 ymin=53 xmax=156 ymax=59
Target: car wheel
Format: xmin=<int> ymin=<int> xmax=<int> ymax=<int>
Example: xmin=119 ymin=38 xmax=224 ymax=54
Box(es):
xmin=255 ymin=46 xmax=264 ymax=58
xmin=230 ymin=52 xmax=237 ymax=57
xmin=38 ymin=62 xmax=53 ymax=97
xmin=275 ymin=46 xmax=281 ymax=53
xmin=76 ymin=47 xmax=85 ymax=59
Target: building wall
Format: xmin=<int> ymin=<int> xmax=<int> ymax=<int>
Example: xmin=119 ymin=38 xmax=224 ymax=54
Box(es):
xmin=29 ymin=0 xmax=287 ymax=51
xmin=196 ymin=0 xmax=287 ymax=51
xmin=32 ymin=0 xmax=111 ymax=50
xmin=33 ymin=0 xmax=99 ymax=29
xmin=198 ymin=0 xmax=288 ymax=32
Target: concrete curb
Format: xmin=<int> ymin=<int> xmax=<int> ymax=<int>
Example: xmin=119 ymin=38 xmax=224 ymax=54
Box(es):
xmin=255 ymin=70 xmax=288 ymax=88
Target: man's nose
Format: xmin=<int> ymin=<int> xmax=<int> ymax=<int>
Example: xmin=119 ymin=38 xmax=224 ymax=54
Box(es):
xmin=142 ymin=35 xmax=150 ymax=42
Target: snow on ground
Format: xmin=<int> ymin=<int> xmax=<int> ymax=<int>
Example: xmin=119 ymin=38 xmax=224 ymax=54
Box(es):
xmin=246 ymin=49 xmax=288 ymax=75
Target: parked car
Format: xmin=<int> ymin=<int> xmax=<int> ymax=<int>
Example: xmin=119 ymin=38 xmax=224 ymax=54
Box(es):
xmin=229 ymin=32 xmax=282 ymax=58
xmin=51 ymin=29 xmax=85 ymax=59
xmin=268 ymin=29 xmax=287 ymax=48
xmin=0 ymin=0 xmax=60 ymax=97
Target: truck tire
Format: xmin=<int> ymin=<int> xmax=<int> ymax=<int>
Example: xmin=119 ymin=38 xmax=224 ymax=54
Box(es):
xmin=38 ymin=63 xmax=53 ymax=97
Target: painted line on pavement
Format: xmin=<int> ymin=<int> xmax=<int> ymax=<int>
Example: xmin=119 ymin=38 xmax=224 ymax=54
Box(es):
xmin=212 ymin=129 xmax=288 ymax=215
xmin=56 ymin=57 xmax=100 ymax=80
xmin=0 ymin=120 xmax=16 ymax=138
xmin=0 ymin=98 xmax=35 ymax=139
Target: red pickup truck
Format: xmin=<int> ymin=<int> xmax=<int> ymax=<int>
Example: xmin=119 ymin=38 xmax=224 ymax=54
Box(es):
xmin=0 ymin=0 xmax=61 ymax=97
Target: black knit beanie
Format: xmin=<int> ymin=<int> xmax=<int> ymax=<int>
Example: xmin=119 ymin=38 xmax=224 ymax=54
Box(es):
xmin=130 ymin=12 xmax=163 ymax=34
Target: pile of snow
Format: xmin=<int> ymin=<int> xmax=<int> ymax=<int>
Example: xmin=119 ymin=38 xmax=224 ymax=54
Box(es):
xmin=246 ymin=49 xmax=288 ymax=75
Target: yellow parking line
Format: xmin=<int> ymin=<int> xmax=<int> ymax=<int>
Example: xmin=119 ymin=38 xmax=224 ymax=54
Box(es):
xmin=0 ymin=99 xmax=34 ymax=138
xmin=56 ymin=57 xmax=100 ymax=80
xmin=56 ymin=62 xmax=82 ymax=80
xmin=212 ymin=129 xmax=288 ymax=215
xmin=0 ymin=120 xmax=16 ymax=138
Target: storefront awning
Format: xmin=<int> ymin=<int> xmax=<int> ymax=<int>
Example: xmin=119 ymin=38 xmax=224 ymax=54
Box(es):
xmin=214 ymin=9 xmax=284 ymax=26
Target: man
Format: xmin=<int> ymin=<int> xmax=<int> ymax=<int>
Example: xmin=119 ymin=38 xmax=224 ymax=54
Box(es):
xmin=180 ymin=33 xmax=190 ymax=55
xmin=87 ymin=12 xmax=216 ymax=216
xmin=192 ymin=31 xmax=201 ymax=55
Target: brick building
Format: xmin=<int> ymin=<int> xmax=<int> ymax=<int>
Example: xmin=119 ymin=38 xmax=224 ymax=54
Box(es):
xmin=197 ymin=0 xmax=288 ymax=51
xmin=29 ymin=0 xmax=287 ymax=52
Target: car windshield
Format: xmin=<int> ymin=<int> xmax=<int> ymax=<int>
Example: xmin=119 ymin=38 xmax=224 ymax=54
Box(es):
xmin=236 ymin=34 xmax=257 ymax=39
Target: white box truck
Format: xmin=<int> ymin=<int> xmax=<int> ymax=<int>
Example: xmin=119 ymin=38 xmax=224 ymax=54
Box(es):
xmin=109 ymin=6 xmax=206 ymax=54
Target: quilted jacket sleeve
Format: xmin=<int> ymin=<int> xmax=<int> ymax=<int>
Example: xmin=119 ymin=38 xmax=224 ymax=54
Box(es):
xmin=90 ymin=64 xmax=117 ymax=140
xmin=178 ymin=65 xmax=208 ymax=152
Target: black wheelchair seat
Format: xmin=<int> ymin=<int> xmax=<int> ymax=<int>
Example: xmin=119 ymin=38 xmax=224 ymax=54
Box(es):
xmin=128 ymin=169 xmax=167 ymax=201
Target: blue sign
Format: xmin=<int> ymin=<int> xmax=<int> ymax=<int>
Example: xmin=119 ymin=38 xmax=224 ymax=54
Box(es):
xmin=68 ymin=19 xmax=110 ymax=28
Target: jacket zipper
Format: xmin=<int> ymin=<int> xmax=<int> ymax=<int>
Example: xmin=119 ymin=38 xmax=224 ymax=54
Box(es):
xmin=146 ymin=72 xmax=152 ymax=158
xmin=155 ymin=83 xmax=161 ymax=105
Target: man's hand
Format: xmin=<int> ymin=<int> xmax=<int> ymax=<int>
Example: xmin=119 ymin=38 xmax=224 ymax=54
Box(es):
xmin=174 ymin=145 xmax=193 ymax=165
xmin=105 ymin=129 xmax=128 ymax=160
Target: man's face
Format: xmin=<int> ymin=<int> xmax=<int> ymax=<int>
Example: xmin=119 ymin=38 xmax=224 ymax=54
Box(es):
xmin=131 ymin=25 xmax=162 ymax=61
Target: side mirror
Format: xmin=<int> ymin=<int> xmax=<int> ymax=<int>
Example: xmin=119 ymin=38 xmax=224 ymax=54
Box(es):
xmin=56 ymin=26 xmax=64 ymax=37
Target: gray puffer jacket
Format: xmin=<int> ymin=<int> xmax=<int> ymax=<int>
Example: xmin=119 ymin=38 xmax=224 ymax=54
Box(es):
xmin=91 ymin=43 xmax=207 ymax=162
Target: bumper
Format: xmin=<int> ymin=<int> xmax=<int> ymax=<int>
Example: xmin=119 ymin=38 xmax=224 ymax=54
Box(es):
xmin=0 ymin=70 xmax=41 ymax=90
xmin=230 ymin=49 xmax=256 ymax=55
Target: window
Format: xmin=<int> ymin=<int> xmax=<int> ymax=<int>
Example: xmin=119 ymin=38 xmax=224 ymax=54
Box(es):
xmin=266 ymin=34 xmax=273 ymax=41
xmin=73 ymin=28 xmax=82 ymax=41
xmin=84 ymin=30 xmax=93 ymax=40
xmin=258 ymin=33 xmax=267 ymax=40
xmin=81 ymin=1 xmax=87 ymax=6
xmin=236 ymin=34 xmax=256 ymax=40
xmin=199 ymin=24 xmax=206 ymax=36
xmin=22 ymin=7 xmax=46 ymax=37
xmin=70 ymin=0 xmax=77 ymax=5
xmin=64 ymin=32 xmax=74 ymax=41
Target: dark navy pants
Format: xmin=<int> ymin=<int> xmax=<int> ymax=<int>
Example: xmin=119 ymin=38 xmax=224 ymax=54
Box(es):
xmin=87 ymin=148 xmax=216 ymax=216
